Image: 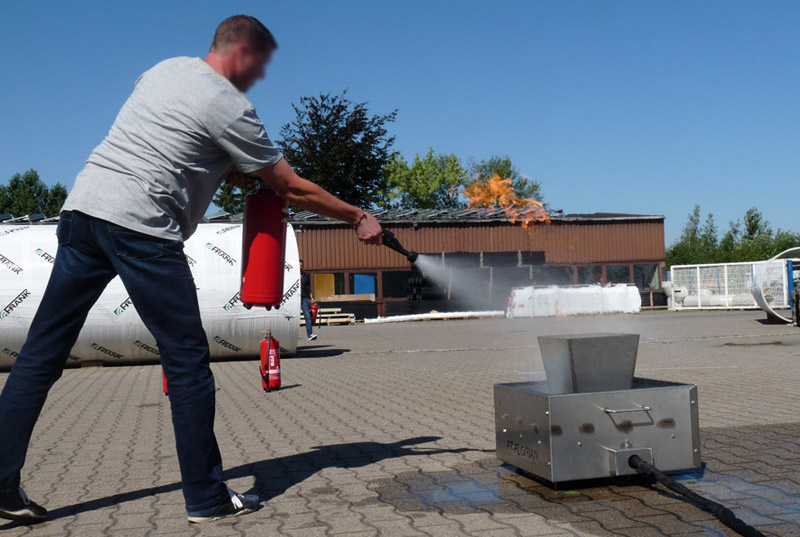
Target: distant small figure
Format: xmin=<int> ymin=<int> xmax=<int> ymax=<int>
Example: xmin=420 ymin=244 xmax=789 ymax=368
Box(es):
xmin=300 ymin=259 xmax=317 ymax=341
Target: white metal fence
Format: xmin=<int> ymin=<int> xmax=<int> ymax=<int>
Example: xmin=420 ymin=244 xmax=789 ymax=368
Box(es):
xmin=668 ymin=260 xmax=790 ymax=310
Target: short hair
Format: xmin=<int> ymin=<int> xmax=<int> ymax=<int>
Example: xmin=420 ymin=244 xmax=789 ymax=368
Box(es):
xmin=211 ymin=15 xmax=277 ymax=53
xmin=299 ymin=258 xmax=304 ymax=263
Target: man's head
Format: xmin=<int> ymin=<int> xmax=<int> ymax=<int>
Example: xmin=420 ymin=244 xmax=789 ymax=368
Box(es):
xmin=207 ymin=15 xmax=277 ymax=92
xmin=299 ymin=259 xmax=304 ymax=272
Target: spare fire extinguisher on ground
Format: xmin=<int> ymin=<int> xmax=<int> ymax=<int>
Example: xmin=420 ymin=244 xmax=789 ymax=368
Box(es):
xmin=241 ymin=186 xmax=289 ymax=309
xmin=310 ymin=302 xmax=319 ymax=327
xmin=260 ymin=330 xmax=281 ymax=392
xmin=162 ymin=369 xmax=168 ymax=396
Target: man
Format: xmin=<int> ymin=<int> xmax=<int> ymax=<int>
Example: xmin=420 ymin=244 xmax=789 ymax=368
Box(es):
xmin=299 ymin=259 xmax=317 ymax=341
xmin=0 ymin=15 xmax=382 ymax=524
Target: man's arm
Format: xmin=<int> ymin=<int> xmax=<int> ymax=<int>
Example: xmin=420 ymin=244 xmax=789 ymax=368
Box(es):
xmin=253 ymin=159 xmax=383 ymax=245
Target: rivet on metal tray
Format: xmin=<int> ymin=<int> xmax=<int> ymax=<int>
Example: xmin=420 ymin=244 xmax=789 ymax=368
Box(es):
xmin=545 ymin=411 xmax=550 ymax=415
xmin=693 ymin=448 xmax=699 ymax=453
xmin=537 ymin=440 xmax=542 ymax=445
xmin=671 ymin=434 xmax=676 ymax=439
xmin=691 ymin=400 xmax=696 ymax=404
xmin=577 ymin=441 xmax=582 ymax=447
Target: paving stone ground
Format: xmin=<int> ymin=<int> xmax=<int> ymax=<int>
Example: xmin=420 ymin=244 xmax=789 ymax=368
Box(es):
xmin=2 ymin=310 xmax=800 ymax=536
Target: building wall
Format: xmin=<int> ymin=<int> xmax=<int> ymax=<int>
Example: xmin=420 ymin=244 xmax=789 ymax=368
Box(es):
xmin=295 ymin=220 xmax=666 ymax=271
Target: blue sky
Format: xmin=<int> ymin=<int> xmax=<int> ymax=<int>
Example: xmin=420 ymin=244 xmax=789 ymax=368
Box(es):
xmin=2 ymin=1 xmax=798 ymax=243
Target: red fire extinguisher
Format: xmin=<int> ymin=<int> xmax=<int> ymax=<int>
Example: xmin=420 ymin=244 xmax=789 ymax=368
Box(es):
xmin=310 ymin=302 xmax=319 ymax=326
xmin=241 ymin=187 xmax=289 ymax=309
xmin=260 ymin=330 xmax=281 ymax=392
xmin=162 ymin=369 xmax=168 ymax=396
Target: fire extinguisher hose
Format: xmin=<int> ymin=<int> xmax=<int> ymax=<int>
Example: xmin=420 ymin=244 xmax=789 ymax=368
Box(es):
xmin=628 ymin=455 xmax=765 ymax=537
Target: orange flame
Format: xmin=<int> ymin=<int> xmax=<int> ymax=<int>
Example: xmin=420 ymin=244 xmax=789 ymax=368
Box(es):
xmin=461 ymin=174 xmax=550 ymax=229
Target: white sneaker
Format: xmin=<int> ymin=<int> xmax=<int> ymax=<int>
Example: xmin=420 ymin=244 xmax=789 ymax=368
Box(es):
xmin=308 ymin=334 xmax=317 ymax=341
xmin=187 ymin=487 xmax=261 ymax=523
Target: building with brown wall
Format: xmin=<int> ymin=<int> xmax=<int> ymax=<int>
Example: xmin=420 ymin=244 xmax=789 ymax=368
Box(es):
xmin=288 ymin=209 xmax=666 ymax=317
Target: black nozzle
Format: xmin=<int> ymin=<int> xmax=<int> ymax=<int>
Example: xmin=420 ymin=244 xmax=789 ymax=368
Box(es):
xmin=382 ymin=230 xmax=418 ymax=263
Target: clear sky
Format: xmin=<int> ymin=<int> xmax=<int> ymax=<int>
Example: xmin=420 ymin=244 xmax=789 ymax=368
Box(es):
xmin=2 ymin=1 xmax=798 ymax=243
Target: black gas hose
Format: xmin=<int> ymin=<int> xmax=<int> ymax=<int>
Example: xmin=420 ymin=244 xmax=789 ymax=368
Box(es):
xmin=628 ymin=455 xmax=765 ymax=537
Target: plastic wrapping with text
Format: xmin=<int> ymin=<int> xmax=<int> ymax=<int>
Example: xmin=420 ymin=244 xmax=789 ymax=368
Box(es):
xmin=0 ymin=222 xmax=300 ymax=369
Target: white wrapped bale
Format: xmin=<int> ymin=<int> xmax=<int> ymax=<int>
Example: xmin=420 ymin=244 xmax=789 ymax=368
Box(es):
xmin=0 ymin=222 xmax=300 ymax=369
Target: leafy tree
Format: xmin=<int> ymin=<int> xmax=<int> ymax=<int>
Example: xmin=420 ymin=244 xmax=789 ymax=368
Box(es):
xmin=468 ymin=155 xmax=544 ymax=202
xmin=717 ymin=220 xmax=741 ymax=263
xmin=45 ymin=183 xmax=68 ymax=216
xmin=212 ymin=181 xmax=259 ymax=215
xmin=382 ymin=148 xmax=466 ymax=209
xmin=0 ymin=169 xmax=67 ymax=218
xmin=666 ymin=205 xmax=704 ymax=266
xmin=278 ymin=91 xmax=396 ymax=208
xmin=667 ymin=206 xmax=800 ymax=266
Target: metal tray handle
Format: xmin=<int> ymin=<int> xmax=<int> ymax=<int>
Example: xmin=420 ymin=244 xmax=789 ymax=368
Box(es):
xmin=602 ymin=405 xmax=652 ymax=414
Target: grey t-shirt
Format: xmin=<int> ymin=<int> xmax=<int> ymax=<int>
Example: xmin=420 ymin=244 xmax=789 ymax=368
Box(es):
xmin=62 ymin=56 xmax=282 ymax=241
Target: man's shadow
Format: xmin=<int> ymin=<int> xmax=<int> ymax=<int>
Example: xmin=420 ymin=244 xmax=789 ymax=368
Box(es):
xmin=0 ymin=436 xmax=490 ymax=529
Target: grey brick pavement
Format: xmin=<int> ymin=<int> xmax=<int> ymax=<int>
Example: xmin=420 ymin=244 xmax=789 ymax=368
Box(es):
xmin=2 ymin=310 xmax=800 ymax=536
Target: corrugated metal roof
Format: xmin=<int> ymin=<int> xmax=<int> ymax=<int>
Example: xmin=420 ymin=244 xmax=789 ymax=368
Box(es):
xmin=204 ymin=208 xmax=665 ymax=226
xmin=0 ymin=209 xmax=665 ymax=226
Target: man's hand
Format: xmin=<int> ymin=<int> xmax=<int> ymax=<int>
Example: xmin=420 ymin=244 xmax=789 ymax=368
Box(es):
xmin=257 ymin=159 xmax=384 ymax=245
xmin=227 ymin=168 xmax=258 ymax=188
xmin=354 ymin=211 xmax=383 ymax=245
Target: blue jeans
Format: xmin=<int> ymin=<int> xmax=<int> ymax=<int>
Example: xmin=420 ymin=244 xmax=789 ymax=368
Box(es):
xmin=0 ymin=210 xmax=229 ymax=514
xmin=301 ymin=298 xmax=314 ymax=338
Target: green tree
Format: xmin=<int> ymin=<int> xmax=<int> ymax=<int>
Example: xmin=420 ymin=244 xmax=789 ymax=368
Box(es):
xmin=278 ymin=91 xmax=397 ymax=208
xmin=382 ymin=148 xmax=466 ymax=209
xmin=468 ymin=155 xmax=544 ymax=202
xmin=0 ymin=169 xmax=68 ymax=218
xmin=717 ymin=220 xmax=741 ymax=263
xmin=212 ymin=181 xmax=259 ymax=215
xmin=667 ymin=206 xmax=800 ymax=266
xmin=699 ymin=212 xmax=718 ymax=259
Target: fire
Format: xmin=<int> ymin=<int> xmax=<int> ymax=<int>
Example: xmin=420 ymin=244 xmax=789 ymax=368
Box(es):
xmin=462 ymin=174 xmax=550 ymax=228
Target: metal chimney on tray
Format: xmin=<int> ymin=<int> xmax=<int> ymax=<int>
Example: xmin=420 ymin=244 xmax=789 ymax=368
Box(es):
xmin=494 ymin=333 xmax=701 ymax=483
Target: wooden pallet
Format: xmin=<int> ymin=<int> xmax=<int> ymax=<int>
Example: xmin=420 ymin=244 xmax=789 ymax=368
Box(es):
xmin=301 ymin=309 xmax=356 ymax=326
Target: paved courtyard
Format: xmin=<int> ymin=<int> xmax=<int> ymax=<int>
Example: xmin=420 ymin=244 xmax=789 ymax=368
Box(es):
xmin=2 ymin=310 xmax=800 ymax=536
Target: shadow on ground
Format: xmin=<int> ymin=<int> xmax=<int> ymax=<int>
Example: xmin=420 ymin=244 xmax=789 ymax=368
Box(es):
xmin=0 ymin=436 xmax=485 ymax=530
xmin=5 ymin=424 xmax=800 ymax=536
xmin=291 ymin=345 xmax=350 ymax=359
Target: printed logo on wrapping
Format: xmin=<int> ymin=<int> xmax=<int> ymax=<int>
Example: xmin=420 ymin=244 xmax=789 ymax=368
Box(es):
xmin=185 ymin=254 xmax=197 ymax=267
xmin=223 ymin=291 xmax=241 ymax=311
xmin=0 ymin=226 xmax=30 ymax=238
xmin=90 ymin=343 xmax=123 ymax=359
xmin=205 ymin=242 xmax=236 ymax=266
xmin=1 ymin=289 xmax=31 ymax=319
xmin=284 ymin=261 xmax=293 ymax=271
xmin=0 ymin=348 xmax=69 ymax=361
xmin=114 ymin=296 xmax=134 ymax=317
xmin=279 ymin=279 xmax=301 ymax=309
xmin=35 ymin=248 xmax=56 ymax=264
xmin=134 ymin=340 xmax=160 ymax=356
xmin=216 ymin=225 xmax=240 ymax=235
xmin=0 ymin=253 xmax=22 ymax=275
xmin=212 ymin=336 xmax=241 ymax=352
